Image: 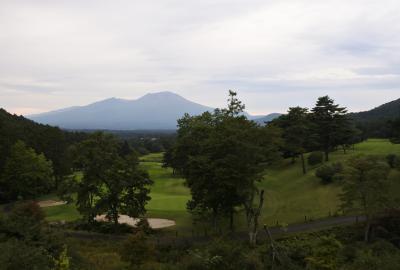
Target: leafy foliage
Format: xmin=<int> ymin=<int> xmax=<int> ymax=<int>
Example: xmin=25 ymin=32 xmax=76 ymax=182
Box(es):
xmin=340 ymin=155 xmax=391 ymax=242
xmin=271 ymin=107 xmax=314 ymax=174
xmin=0 ymin=202 xmax=66 ymax=270
xmin=170 ymin=91 xmax=281 ymax=231
xmin=0 ymin=108 xmax=86 ymax=182
xmin=315 ymin=162 xmax=343 ymax=184
xmin=119 ymin=232 xmax=155 ymax=267
xmin=307 ymin=151 xmax=324 ymax=166
xmin=72 ymin=132 xmax=153 ymax=225
xmin=0 ymin=141 xmax=54 ymax=200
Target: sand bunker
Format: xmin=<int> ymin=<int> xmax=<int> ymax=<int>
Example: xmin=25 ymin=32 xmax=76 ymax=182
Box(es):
xmin=38 ymin=200 xmax=67 ymax=207
xmin=95 ymin=214 xmax=176 ymax=229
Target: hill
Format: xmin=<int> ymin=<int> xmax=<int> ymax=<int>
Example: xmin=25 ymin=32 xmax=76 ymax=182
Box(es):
xmin=27 ymin=91 xmax=280 ymax=130
xmin=350 ymin=98 xmax=400 ymax=122
xmin=252 ymin=113 xmax=282 ymax=125
xmin=0 ymin=108 xmax=85 ymax=178
xmin=350 ymin=98 xmax=400 ymax=138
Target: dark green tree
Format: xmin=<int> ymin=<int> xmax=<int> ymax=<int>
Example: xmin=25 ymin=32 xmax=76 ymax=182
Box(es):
xmin=311 ymin=96 xmax=349 ymax=161
xmin=74 ymin=132 xmax=152 ymax=225
xmin=119 ymin=140 xmax=133 ymax=157
xmin=171 ymin=91 xmax=280 ymax=234
xmin=389 ymin=118 xmax=400 ymax=143
xmin=272 ymin=107 xmax=313 ymax=174
xmin=340 ymin=155 xmax=391 ymax=242
xmin=0 ymin=141 xmax=54 ymax=200
xmin=0 ymin=202 xmax=66 ymax=270
xmin=97 ymin=153 xmax=152 ymax=225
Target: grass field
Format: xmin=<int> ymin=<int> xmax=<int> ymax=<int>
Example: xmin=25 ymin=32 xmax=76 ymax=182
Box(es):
xmin=42 ymin=139 xmax=400 ymax=231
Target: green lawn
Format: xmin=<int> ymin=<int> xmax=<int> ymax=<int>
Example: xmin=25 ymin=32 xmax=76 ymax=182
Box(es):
xmin=42 ymin=139 xmax=400 ymax=231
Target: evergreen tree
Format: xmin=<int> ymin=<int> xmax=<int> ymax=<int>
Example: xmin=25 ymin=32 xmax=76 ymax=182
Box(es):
xmin=311 ymin=96 xmax=349 ymax=161
xmin=272 ymin=107 xmax=313 ymax=174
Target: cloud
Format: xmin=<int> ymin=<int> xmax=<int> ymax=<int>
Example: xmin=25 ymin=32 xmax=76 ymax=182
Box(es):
xmin=0 ymin=0 xmax=399 ymax=115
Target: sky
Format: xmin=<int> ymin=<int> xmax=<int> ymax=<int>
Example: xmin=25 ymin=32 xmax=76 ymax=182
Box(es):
xmin=1 ymin=0 xmax=400 ymax=116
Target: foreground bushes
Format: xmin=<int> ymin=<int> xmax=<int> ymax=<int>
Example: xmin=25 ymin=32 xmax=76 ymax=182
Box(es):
xmin=315 ymin=162 xmax=343 ymax=184
xmin=386 ymin=154 xmax=400 ymax=169
xmin=0 ymin=201 xmax=67 ymax=270
xmin=308 ymin=151 xmax=324 ymax=166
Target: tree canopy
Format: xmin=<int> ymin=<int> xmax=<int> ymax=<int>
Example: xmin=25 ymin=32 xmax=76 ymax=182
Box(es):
xmin=73 ymin=132 xmax=153 ymax=225
xmin=169 ymin=91 xmax=281 ymax=234
xmin=0 ymin=141 xmax=54 ymax=201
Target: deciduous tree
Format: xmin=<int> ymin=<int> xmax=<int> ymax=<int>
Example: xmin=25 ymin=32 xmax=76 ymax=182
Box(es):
xmin=340 ymin=155 xmax=391 ymax=242
xmin=0 ymin=141 xmax=54 ymax=200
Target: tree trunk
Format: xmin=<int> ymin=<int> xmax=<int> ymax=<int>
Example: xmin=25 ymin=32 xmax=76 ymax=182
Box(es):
xmin=245 ymin=190 xmax=265 ymax=247
xmin=113 ymin=212 xmax=119 ymax=225
xmin=229 ymin=209 xmax=234 ymax=232
xmin=212 ymin=209 xmax=218 ymax=233
xmin=249 ymin=232 xmax=258 ymax=246
xmin=300 ymin=153 xmax=306 ymax=174
xmin=364 ymin=217 xmax=371 ymax=243
xmin=324 ymin=150 xmax=329 ymax=162
xmin=263 ymin=225 xmax=277 ymax=270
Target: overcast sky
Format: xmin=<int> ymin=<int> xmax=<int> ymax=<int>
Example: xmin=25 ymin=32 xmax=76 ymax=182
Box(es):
xmin=1 ymin=0 xmax=400 ymax=115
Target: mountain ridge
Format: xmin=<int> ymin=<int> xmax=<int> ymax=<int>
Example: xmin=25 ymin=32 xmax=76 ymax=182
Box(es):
xmin=28 ymin=91 xmax=280 ymax=130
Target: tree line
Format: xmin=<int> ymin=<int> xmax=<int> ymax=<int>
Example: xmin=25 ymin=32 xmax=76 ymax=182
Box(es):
xmin=164 ymin=91 xmax=398 ymax=245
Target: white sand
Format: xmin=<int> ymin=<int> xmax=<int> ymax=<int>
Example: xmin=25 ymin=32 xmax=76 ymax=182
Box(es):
xmin=38 ymin=200 xmax=67 ymax=207
xmin=95 ymin=214 xmax=176 ymax=229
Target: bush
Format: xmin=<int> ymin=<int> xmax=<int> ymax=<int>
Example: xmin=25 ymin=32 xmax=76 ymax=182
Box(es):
xmin=134 ymin=218 xmax=153 ymax=235
xmin=119 ymin=232 xmax=155 ymax=267
xmin=316 ymin=162 xmax=343 ymax=184
xmin=308 ymin=152 xmax=324 ymax=166
xmin=386 ymin=154 xmax=399 ymax=169
xmin=73 ymin=220 xmax=133 ymax=234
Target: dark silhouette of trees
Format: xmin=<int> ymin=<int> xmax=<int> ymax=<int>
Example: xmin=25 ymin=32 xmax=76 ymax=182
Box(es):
xmin=168 ymin=91 xmax=280 ymax=236
xmin=73 ymin=132 xmax=152 ymax=225
xmin=0 ymin=141 xmax=54 ymax=200
xmin=311 ymin=96 xmax=350 ymax=161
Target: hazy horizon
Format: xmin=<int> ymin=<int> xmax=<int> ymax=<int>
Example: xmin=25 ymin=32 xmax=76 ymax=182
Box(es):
xmin=1 ymin=0 xmax=400 ymax=115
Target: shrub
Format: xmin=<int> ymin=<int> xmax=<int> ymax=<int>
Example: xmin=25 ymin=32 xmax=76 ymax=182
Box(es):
xmin=73 ymin=220 xmax=133 ymax=234
xmin=134 ymin=218 xmax=153 ymax=235
xmin=386 ymin=154 xmax=399 ymax=169
xmin=119 ymin=232 xmax=155 ymax=267
xmin=316 ymin=163 xmax=343 ymax=184
xmin=308 ymin=152 xmax=324 ymax=166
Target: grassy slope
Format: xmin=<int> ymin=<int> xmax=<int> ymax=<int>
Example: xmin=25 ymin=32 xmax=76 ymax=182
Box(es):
xmin=260 ymin=139 xmax=400 ymax=226
xmin=43 ymin=139 xmax=400 ymax=231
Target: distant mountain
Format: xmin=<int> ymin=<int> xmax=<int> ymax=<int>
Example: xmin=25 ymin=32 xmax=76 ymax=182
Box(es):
xmin=252 ymin=113 xmax=282 ymax=125
xmin=350 ymin=98 xmax=400 ymax=122
xmin=28 ymin=92 xmax=214 ymax=130
xmin=28 ymin=91 xmax=281 ymax=130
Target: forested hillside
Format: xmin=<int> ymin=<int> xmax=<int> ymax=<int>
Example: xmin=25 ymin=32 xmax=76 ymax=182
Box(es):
xmin=0 ymin=108 xmax=86 ymax=187
xmin=350 ymin=98 xmax=400 ymax=138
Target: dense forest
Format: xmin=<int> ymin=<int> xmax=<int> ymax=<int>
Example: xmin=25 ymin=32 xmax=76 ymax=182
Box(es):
xmin=0 ymin=93 xmax=400 ymax=269
xmin=350 ymin=98 xmax=400 ymax=138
